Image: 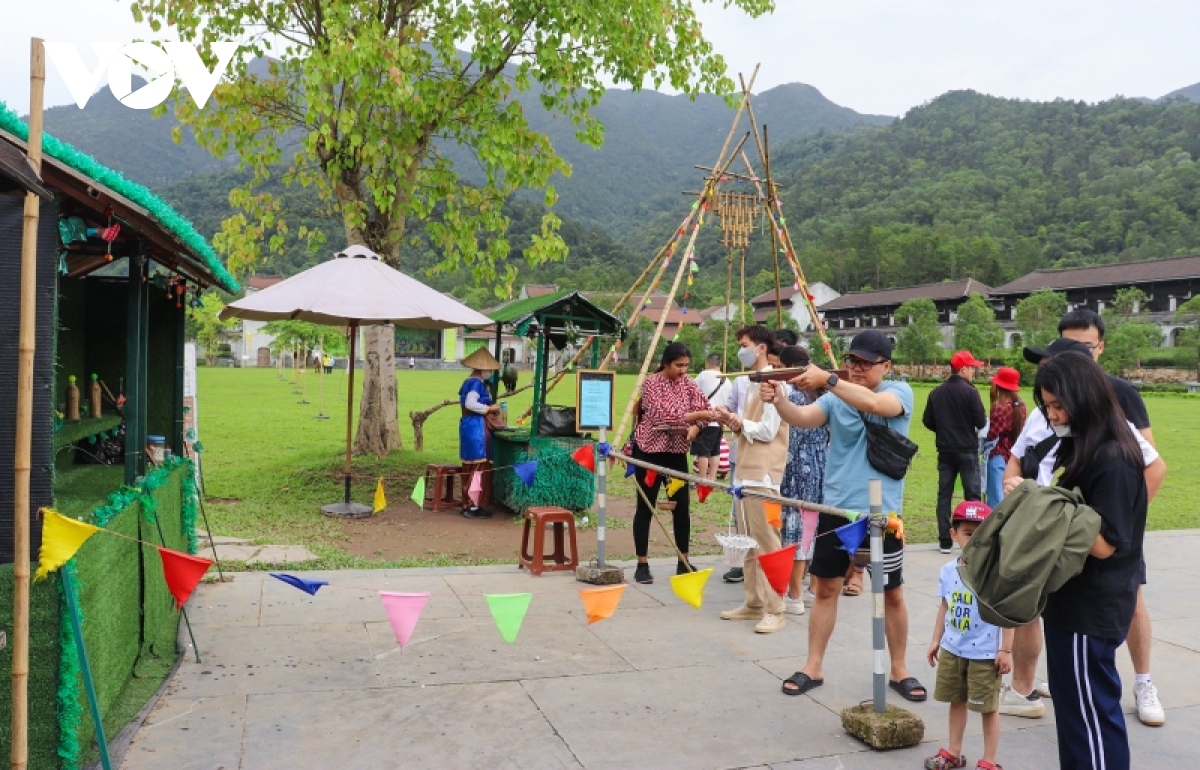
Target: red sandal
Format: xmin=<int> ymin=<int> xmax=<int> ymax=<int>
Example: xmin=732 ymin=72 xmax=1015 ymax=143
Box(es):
xmin=924 ymin=748 xmax=966 ymax=770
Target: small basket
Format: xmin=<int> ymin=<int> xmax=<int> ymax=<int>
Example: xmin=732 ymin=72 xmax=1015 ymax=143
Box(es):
xmin=714 ymin=532 xmax=757 ymax=567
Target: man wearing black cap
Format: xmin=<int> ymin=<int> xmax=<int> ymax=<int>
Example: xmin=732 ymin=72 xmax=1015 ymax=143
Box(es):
xmin=999 ymin=325 xmax=1168 ymax=724
xmin=923 ymin=350 xmax=989 ymax=553
xmin=761 ymin=330 xmax=927 ymax=702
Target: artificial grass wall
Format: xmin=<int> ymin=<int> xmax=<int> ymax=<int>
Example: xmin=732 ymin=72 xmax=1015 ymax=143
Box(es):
xmin=0 ymin=459 xmax=196 ymax=769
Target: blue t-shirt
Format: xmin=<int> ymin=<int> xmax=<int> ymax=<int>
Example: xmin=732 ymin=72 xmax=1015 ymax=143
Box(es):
xmin=816 ymin=380 xmax=913 ymax=515
xmin=938 ymin=559 xmax=1001 ymax=660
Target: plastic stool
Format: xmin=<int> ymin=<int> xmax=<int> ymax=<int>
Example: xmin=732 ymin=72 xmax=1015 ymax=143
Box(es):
xmin=423 ymin=464 xmax=462 ymax=511
xmin=519 ymin=506 xmax=579 ymax=576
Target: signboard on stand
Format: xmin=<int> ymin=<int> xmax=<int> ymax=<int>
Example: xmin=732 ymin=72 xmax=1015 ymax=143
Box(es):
xmin=575 ymin=370 xmax=616 ymax=432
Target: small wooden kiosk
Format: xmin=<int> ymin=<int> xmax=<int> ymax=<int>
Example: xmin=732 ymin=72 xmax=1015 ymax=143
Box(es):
xmin=488 ymin=292 xmax=625 ymax=512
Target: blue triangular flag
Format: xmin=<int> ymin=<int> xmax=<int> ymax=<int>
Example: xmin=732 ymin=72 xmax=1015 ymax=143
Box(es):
xmin=624 ymin=461 xmax=636 ymax=478
xmin=834 ymin=517 xmax=870 ymax=554
xmin=270 ymin=572 xmax=329 ymax=596
xmin=514 ymin=461 xmax=539 ymax=489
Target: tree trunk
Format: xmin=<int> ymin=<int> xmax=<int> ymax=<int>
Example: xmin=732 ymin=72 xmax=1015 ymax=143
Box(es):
xmin=353 ymin=324 xmax=402 ymax=456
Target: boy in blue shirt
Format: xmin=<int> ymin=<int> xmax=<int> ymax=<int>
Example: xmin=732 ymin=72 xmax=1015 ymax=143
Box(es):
xmin=925 ymin=502 xmax=1014 ymax=770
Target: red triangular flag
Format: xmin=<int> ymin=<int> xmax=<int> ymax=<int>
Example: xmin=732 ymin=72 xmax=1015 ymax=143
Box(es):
xmin=756 ymin=544 xmax=798 ymax=595
xmin=571 ymin=444 xmax=595 ymax=472
xmin=696 ymin=485 xmax=714 ymax=503
xmin=644 ymin=470 xmax=658 ymax=487
xmin=157 ymin=547 xmax=213 ymax=609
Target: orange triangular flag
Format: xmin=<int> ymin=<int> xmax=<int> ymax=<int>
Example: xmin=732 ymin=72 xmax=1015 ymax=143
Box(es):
xmin=579 ymin=585 xmax=626 ymax=624
xmin=157 ymin=547 xmax=214 ymax=609
xmin=571 ymin=444 xmax=596 ymax=472
xmin=764 ymin=500 xmax=782 ymax=528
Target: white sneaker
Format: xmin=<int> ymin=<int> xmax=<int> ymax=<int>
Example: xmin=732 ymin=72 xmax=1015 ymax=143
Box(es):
xmin=784 ymin=596 xmax=805 ymax=616
xmin=754 ymin=613 xmax=786 ymax=634
xmin=1034 ymin=681 xmax=1052 ymax=699
xmin=998 ymin=684 xmax=1046 ymax=718
xmin=1135 ymin=681 xmax=1166 ymax=726
xmin=802 ymin=589 xmax=816 ymax=606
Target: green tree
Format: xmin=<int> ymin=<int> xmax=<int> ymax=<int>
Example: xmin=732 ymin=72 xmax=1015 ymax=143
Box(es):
xmin=191 ymin=293 xmax=236 ymax=366
xmin=893 ymin=298 xmax=943 ymax=373
xmin=1101 ymin=323 xmax=1162 ymax=377
xmin=1108 ymin=287 xmax=1149 ymax=317
xmin=262 ymin=320 xmax=349 ymax=361
xmin=138 ymin=0 xmax=773 ymax=456
xmin=1014 ymin=289 xmax=1067 ymax=350
xmin=953 ymin=292 xmax=1003 ymax=359
xmin=1174 ymin=295 xmax=1200 ymax=377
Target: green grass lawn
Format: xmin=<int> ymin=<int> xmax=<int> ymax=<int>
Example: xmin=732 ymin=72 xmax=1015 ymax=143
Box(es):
xmin=196 ymin=367 xmax=1200 ymax=566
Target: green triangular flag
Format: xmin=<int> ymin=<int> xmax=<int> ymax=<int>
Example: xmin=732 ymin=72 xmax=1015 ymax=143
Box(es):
xmin=410 ymin=476 xmax=426 ymax=507
xmin=485 ymin=593 xmax=533 ymax=644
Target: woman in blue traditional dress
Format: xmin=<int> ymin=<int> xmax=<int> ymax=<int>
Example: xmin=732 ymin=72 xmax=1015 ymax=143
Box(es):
xmin=459 ymin=348 xmax=502 ymax=519
xmin=778 ymin=345 xmax=830 ymax=615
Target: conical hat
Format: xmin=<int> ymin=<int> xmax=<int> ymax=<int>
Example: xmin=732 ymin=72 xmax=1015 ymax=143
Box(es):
xmin=461 ymin=348 xmax=501 ymax=371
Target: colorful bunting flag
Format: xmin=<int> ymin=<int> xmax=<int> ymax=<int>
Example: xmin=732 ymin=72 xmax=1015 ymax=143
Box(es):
xmin=514 ymin=461 xmax=539 ymax=489
xmin=571 ymin=445 xmax=595 ymax=472
xmin=644 ymin=470 xmax=658 ymax=487
xmin=35 ymin=510 xmax=100 ymax=580
xmin=379 ymin=591 xmax=431 ymax=648
xmin=757 ymin=544 xmax=798 ymax=595
xmin=157 ymin=547 xmax=214 ymax=609
xmin=485 ymin=593 xmax=533 ymax=644
xmin=624 ymin=461 xmax=637 ymax=478
xmin=666 ymin=478 xmax=686 ymax=498
xmin=696 ymin=485 xmax=714 ymax=503
xmin=410 ymin=476 xmax=426 ymax=507
xmin=670 ymin=567 xmax=712 ymax=610
xmin=835 ymin=517 xmax=870 ymax=555
xmin=579 ymin=585 xmax=626 ymax=625
xmin=468 ymin=471 xmax=483 ymax=505
xmin=763 ymin=501 xmax=782 ymax=529
xmin=373 ymin=477 xmax=387 ymax=514
xmin=887 ymin=512 xmax=905 ymax=541
xmin=270 ymin=572 xmax=328 ymax=596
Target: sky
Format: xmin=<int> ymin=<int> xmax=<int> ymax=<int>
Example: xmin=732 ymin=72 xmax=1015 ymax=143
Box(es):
xmin=2 ymin=0 xmax=1199 ymax=117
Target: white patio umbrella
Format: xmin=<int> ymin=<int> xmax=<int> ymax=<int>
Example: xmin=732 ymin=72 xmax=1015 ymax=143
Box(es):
xmin=220 ymin=245 xmax=493 ymax=517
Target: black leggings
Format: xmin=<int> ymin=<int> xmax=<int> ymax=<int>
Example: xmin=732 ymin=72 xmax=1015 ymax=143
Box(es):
xmin=632 ymin=448 xmax=690 ymax=558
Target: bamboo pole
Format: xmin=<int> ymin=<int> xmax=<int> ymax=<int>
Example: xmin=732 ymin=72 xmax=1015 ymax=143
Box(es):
xmin=12 ymin=36 xmax=44 ymax=770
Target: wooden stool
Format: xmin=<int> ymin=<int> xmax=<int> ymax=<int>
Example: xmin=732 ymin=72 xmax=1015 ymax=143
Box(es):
xmin=423 ymin=464 xmax=462 ymax=511
xmin=519 ymin=506 xmax=579 ymax=576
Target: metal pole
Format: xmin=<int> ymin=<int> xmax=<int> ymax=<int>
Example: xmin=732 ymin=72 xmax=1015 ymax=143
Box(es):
xmin=344 ymin=323 xmax=358 ymax=505
xmin=596 ymin=427 xmax=607 ymax=567
xmin=868 ymin=478 xmax=886 ymax=714
xmin=61 ymin=567 xmax=112 ymax=770
xmin=149 ymin=515 xmax=201 ymax=663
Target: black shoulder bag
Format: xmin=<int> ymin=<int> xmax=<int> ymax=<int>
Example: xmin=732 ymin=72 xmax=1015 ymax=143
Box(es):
xmin=859 ymin=411 xmax=919 ymax=480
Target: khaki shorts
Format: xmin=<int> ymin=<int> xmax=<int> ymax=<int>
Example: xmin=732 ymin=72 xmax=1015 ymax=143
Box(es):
xmin=934 ymin=648 xmax=1001 ymax=713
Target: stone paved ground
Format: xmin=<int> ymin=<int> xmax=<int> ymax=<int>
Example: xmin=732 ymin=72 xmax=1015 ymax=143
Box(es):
xmin=122 ymin=531 xmax=1200 ymax=769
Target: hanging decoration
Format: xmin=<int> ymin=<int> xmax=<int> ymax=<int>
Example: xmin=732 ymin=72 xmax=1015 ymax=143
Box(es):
xmin=158 ymin=547 xmax=215 ymax=609
xmin=756 ymin=544 xmax=798 ymax=594
xmin=513 ymin=461 xmax=539 ymax=489
xmin=409 ymin=476 xmax=426 ymax=506
xmin=570 ymin=445 xmax=595 ymax=472
xmin=763 ymin=500 xmax=782 ymax=529
xmin=834 ymin=517 xmax=870 ymax=555
xmin=373 ymin=478 xmax=387 ymax=514
xmin=579 ymin=585 xmax=626 ymax=625
xmin=35 ymin=510 xmax=100 ymax=580
xmin=485 ymin=593 xmax=533 ymax=644
xmin=378 ymin=591 xmax=431 ymax=648
xmin=669 ymin=567 xmax=712 ymax=610
xmin=270 ymin=573 xmax=328 ymax=596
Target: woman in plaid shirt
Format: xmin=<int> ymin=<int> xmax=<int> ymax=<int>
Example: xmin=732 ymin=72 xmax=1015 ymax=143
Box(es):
xmin=630 ymin=342 xmax=717 ymax=584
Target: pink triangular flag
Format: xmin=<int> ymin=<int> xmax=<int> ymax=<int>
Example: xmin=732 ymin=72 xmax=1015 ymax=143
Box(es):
xmin=468 ymin=471 xmax=483 ymax=505
xmin=378 ymin=591 xmax=431 ymax=648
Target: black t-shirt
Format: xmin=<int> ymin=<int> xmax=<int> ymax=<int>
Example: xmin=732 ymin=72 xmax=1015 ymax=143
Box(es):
xmin=1043 ymin=446 xmax=1147 ymax=639
xmin=1109 ymin=376 xmax=1150 ymax=430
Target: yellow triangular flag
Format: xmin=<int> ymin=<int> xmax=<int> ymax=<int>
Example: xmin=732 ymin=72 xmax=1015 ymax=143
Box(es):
xmin=669 ymin=567 xmax=712 ymax=610
xmin=36 ymin=510 xmax=101 ymax=580
xmin=666 ymin=478 xmax=686 ymax=498
xmin=373 ymin=477 xmax=387 ymax=514
xmin=410 ymin=476 xmax=426 ymax=507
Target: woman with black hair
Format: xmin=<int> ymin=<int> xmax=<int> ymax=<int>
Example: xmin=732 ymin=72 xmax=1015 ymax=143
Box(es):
xmin=629 ymin=342 xmax=716 ymax=584
xmin=1035 ymin=351 xmax=1146 ymax=770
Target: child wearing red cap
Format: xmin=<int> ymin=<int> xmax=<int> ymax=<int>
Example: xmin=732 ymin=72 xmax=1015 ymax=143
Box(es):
xmin=925 ymin=501 xmax=1014 ymax=770
xmin=985 ymin=367 xmax=1025 ymax=507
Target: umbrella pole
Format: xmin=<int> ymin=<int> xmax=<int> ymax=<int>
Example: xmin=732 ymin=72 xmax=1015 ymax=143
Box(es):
xmin=344 ymin=322 xmax=357 ymax=505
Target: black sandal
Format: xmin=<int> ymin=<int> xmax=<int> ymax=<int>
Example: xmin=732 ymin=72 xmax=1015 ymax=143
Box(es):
xmin=781 ymin=672 xmax=823 ymax=696
xmin=889 ymin=676 xmax=928 ymax=702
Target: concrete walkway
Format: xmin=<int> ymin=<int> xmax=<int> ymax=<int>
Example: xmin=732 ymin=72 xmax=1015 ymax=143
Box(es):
xmin=123 ymin=531 xmax=1200 ymax=769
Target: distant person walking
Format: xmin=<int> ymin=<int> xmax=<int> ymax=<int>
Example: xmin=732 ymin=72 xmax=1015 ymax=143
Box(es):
xmin=923 ymin=350 xmax=988 ymax=553
xmin=691 ymin=354 xmax=729 ymax=483
xmin=983 ymin=367 xmax=1024 ymax=506
xmin=409 ymin=356 xmax=416 ymax=370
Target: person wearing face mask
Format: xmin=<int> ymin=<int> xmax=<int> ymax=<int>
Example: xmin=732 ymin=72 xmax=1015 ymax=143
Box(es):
xmin=713 ymin=325 xmax=791 ymax=633
xmin=998 ymin=330 xmax=1167 ymax=723
xmin=761 ymin=330 xmax=926 ymax=703
xmin=720 ymin=335 xmax=763 ymax=584
xmin=1030 ymin=351 xmax=1148 ymax=770
xmin=628 ymin=342 xmax=716 ymax=585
